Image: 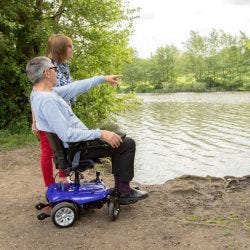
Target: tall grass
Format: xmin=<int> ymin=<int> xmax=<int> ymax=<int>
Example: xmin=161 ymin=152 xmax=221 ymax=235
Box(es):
xmin=0 ymin=130 xmax=38 ymax=150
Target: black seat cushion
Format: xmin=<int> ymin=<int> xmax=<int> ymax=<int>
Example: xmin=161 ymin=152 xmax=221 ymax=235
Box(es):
xmin=45 ymin=132 xmax=98 ymax=172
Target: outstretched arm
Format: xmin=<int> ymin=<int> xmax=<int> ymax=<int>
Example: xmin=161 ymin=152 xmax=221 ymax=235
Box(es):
xmin=53 ymin=75 xmax=121 ymax=102
xmin=53 ymin=76 xmax=104 ymax=101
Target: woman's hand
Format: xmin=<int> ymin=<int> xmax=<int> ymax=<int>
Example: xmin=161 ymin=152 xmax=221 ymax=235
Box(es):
xmin=104 ymin=75 xmax=122 ymax=86
xmin=31 ymin=122 xmax=39 ymax=136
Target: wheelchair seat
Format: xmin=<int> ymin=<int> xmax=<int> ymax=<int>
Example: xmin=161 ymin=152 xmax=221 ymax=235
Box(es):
xmin=45 ymin=132 xmax=95 ymax=173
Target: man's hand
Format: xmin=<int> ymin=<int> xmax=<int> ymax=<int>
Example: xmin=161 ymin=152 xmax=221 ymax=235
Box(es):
xmin=100 ymin=130 xmax=123 ymax=148
xmin=104 ymin=75 xmax=122 ymax=86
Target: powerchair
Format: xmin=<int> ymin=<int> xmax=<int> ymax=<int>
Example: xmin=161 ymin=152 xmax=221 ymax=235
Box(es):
xmin=35 ymin=132 xmax=138 ymax=228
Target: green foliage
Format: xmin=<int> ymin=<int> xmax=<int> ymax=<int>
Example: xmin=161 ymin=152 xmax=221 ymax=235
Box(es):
xmin=122 ymin=53 xmax=152 ymax=90
xmin=0 ymin=130 xmax=38 ymax=150
xmin=0 ymin=0 xmax=137 ymax=132
xmin=145 ymin=45 xmax=178 ymax=89
xmin=73 ymin=85 xmax=142 ymax=128
xmin=121 ymin=30 xmax=250 ymax=93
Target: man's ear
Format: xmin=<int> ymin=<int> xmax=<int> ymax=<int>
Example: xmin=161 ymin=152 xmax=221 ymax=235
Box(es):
xmin=44 ymin=69 xmax=51 ymax=79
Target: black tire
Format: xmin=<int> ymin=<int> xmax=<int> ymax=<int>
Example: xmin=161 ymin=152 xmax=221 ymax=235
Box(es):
xmin=73 ymin=203 xmax=80 ymax=217
xmin=51 ymin=202 xmax=77 ymax=228
xmin=108 ymin=199 xmax=120 ymax=221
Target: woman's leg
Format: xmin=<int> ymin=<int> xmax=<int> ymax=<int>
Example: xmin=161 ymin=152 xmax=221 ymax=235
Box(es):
xmin=39 ymin=131 xmax=55 ymax=187
xmin=58 ymin=169 xmax=66 ymax=178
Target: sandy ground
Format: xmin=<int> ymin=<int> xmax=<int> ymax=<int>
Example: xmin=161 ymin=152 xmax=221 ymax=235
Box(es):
xmin=0 ymin=145 xmax=249 ymax=250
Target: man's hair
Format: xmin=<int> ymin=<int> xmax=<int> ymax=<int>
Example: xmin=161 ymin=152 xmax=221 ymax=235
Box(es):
xmin=46 ymin=34 xmax=73 ymax=64
xmin=26 ymin=56 xmax=53 ymax=84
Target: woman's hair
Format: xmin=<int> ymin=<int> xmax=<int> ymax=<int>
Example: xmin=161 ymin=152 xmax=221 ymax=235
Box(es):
xmin=46 ymin=34 xmax=73 ymax=64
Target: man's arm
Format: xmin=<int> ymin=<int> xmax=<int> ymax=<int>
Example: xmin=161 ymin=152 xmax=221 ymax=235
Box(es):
xmin=53 ymin=75 xmax=121 ymax=102
xmin=41 ymin=99 xmax=123 ymax=147
xmin=53 ymin=76 xmax=105 ymax=102
xmin=42 ymin=100 xmax=101 ymax=142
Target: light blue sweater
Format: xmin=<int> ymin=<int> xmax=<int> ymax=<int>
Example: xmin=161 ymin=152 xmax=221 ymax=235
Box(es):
xmin=30 ymin=76 xmax=105 ymax=143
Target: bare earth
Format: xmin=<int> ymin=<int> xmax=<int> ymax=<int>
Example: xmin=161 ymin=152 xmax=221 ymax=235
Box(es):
xmin=0 ymin=145 xmax=249 ymax=250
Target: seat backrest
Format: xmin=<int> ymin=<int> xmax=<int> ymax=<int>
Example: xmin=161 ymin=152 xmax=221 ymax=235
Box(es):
xmin=45 ymin=132 xmax=70 ymax=170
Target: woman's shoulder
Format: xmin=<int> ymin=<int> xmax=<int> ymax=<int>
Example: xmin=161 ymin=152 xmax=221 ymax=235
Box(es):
xmin=53 ymin=60 xmax=68 ymax=69
xmin=52 ymin=60 xmax=70 ymax=87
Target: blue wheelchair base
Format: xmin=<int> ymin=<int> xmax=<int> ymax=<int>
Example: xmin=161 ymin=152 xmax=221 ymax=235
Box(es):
xmin=36 ymin=176 xmax=122 ymax=228
xmin=46 ymin=180 xmax=110 ymax=206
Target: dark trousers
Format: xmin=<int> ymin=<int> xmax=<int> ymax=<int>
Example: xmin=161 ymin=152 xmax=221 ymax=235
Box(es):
xmin=79 ymin=137 xmax=135 ymax=182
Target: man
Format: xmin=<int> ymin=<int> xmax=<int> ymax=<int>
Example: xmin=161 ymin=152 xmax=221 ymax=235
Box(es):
xmin=27 ymin=56 xmax=148 ymax=202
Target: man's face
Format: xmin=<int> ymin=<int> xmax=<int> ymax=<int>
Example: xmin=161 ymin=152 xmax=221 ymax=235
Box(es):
xmin=49 ymin=66 xmax=57 ymax=86
xmin=44 ymin=65 xmax=57 ymax=86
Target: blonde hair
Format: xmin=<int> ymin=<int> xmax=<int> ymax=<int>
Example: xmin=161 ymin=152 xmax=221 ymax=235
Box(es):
xmin=46 ymin=34 xmax=73 ymax=64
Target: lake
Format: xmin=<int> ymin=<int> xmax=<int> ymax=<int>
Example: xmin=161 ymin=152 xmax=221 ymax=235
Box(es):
xmin=117 ymin=92 xmax=250 ymax=184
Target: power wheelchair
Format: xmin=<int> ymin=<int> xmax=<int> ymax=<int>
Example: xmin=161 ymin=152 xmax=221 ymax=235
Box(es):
xmin=35 ymin=132 xmax=137 ymax=228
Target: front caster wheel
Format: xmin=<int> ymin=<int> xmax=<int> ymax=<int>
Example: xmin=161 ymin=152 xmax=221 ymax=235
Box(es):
xmin=108 ymin=198 xmax=120 ymax=221
xmin=51 ymin=202 xmax=77 ymax=228
xmin=37 ymin=213 xmax=50 ymax=220
xmin=35 ymin=203 xmax=49 ymax=210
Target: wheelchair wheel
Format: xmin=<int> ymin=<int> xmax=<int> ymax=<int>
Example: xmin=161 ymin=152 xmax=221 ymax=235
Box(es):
xmin=73 ymin=203 xmax=80 ymax=218
xmin=51 ymin=202 xmax=77 ymax=228
xmin=108 ymin=198 xmax=120 ymax=221
xmin=35 ymin=203 xmax=48 ymax=210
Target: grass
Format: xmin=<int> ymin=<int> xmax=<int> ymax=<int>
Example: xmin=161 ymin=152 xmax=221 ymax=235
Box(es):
xmin=245 ymin=218 xmax=250 ymax=227
xmin=182 ymin=214 xmax=250 ymax=232
xmin=119 ymin=77 xmax=250 ymax=93
xmin=205 ymin=216 xmax=228 ymax=226
xmin=182 ymin=214 xmax=231 ymax=226
xmin=0 ymin=130 xmax=38 ymax=150
xmin=94 ymin=158 xmax=112 ymax=174
xmin=223 ymin=231 xmax=233 ymax=237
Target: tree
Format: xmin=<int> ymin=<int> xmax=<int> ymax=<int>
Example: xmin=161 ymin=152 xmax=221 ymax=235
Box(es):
xmin=184 ymin=31 xmax=207 ymax=82
xmin=0 ymin=0 xmax=137 ymax=130
xmin=122 ymin=51 xmax=151 ymax=89
xmin=149 ymin=45 xmax=179 ymax=89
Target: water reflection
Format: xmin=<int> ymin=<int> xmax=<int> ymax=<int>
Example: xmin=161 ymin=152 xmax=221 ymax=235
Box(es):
xmin=117 ymin=92 xmax=250 ymax=184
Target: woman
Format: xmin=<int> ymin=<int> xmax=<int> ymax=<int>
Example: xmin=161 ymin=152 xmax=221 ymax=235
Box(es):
xmin=32 ymin=34 xmax=74 ymax=187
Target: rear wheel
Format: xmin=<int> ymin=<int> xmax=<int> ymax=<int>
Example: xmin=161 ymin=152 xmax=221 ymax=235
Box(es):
xmin=51 ymin=202 xmax=77 ymax=228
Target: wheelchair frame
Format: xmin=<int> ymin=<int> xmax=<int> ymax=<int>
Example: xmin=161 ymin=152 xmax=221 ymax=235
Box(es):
xmin=35 ymin=132 xmax=123 ymax=228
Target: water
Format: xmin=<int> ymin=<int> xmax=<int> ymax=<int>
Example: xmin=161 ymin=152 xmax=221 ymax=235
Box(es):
xmin=116 ymin=92 xmax=250 ymax=184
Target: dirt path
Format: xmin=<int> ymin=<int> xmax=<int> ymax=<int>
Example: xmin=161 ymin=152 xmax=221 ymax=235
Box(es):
xmin=0 ymin=145 xmax=249 ymax=250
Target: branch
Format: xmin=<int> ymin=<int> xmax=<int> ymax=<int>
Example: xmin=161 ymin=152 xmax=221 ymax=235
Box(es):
xmin=42 ymin=9 xmax=65 ymax=21
xmin=36 ymin=0 xmax=43 ymax=11
xmin=41 ymin=2 xmax=66 ymax=23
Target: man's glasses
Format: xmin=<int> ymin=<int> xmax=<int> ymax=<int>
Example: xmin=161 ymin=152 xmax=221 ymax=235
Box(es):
xmin=49 ymin=66 xmax=58 ymax=73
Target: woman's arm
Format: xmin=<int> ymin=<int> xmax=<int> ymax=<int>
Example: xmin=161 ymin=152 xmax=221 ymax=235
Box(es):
xmin=31 ymin=109 xmax=39 ymax=136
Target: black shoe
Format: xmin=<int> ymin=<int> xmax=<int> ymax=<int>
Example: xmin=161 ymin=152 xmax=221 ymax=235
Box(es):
xmin=119 ymin=188 xmax=148 ymax=204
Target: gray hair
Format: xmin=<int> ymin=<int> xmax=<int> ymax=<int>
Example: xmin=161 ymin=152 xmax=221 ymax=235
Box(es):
xmin=26 ymin=56 xmax=54 ymax=84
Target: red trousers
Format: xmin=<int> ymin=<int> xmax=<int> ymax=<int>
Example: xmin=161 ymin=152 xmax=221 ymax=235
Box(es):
xmin=39 ymin=131 xmax=66 ymax=187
